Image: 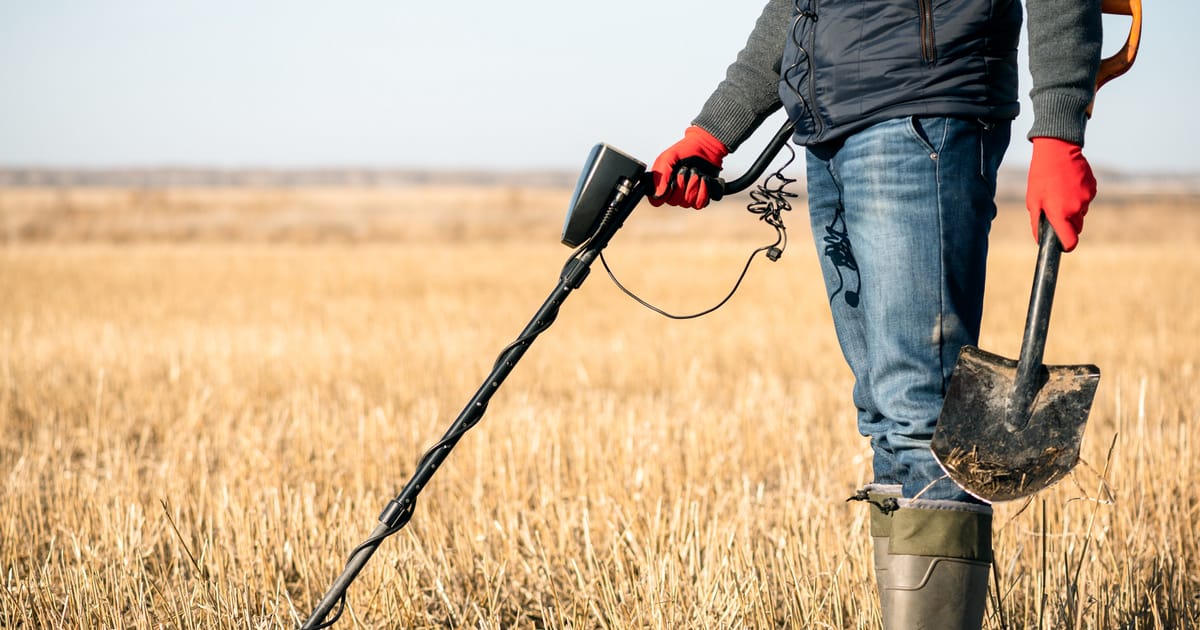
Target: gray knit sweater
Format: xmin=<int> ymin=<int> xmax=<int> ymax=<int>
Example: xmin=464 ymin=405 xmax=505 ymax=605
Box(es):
xmin=693 ymin=0 xmax=1102 ymax=152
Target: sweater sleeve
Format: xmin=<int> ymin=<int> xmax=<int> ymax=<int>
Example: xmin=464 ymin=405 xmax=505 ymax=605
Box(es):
xmin=1024 ymin=0 xmax=1103 ymax=145
xmin=691 ymin=0 xmax=792 ymax=153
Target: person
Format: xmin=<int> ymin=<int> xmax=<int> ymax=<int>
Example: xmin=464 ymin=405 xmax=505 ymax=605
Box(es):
xmin=647 ymin=1 xmax=1101 ymax=628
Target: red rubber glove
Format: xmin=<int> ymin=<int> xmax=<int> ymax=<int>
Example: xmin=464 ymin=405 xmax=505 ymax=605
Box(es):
xmin=648 ymin=126 xmax=729 ymax=209
xmin=1026 ymin=137 xmax=1097 ymax=252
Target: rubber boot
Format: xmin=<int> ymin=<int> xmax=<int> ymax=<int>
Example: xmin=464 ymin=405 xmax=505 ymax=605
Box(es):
xmin=883 ymin=499 xmax=992 ymax=630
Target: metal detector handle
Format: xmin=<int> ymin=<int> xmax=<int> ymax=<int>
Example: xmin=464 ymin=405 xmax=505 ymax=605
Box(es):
xmin=711 ymin=120 xmax=796 ymax=200
xmin=670 ymin=120 xmax=796 ymax=202
xmin=1008 ymin=218 xmax=1062 ymax=429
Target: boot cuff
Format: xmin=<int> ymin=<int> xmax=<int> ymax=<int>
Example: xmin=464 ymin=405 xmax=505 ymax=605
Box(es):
xmin=890 ymin=502 xmax=993 ymax=562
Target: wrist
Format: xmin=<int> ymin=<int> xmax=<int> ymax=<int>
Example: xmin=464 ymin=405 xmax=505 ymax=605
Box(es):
xmin=683 ymin=126 xmax=729 ymax=166
xmin=1027 ymin=92 xmax=1091 ymax=146
xmin=1031 ymin=136 xmax=1082 ymax=150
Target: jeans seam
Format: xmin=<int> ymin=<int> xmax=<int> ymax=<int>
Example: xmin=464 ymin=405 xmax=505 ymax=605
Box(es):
xmin=934 ymin=124 xmax=949 ymax=396
xmin=979 ymin=124 xmax=987 ymax=181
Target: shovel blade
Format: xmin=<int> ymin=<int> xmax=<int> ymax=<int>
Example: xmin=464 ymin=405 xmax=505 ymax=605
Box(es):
xmin=932 ymin=345 xmax=1100 ymax=502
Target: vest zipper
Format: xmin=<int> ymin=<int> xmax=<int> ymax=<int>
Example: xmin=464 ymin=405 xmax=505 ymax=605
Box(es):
xmin=918 ymin=0 xmax=935 ymax=63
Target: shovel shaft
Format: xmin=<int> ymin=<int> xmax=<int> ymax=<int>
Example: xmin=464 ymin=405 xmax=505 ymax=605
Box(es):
xmin=1008 ymin=218 xmax=1062 ymax=428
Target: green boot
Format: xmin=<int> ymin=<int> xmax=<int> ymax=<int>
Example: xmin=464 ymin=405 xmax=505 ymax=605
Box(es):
xmin=883 ymin=499 xmax=992 ymax=630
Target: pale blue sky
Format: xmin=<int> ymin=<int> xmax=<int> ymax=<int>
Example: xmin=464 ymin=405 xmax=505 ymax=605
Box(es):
xmin=0 ymin=1 xmax=1193 ymax=174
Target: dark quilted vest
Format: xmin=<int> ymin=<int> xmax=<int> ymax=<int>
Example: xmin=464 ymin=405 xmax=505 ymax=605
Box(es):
xmin=779 ymin=0 xmax=1023 ymax=146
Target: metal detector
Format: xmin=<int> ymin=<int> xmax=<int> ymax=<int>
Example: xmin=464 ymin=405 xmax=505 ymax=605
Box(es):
xmin=299 ymin=121 xmax=795 ymax=628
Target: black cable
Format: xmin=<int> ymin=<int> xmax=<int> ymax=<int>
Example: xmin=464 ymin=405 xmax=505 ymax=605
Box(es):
xmin=783 ymin=0 xmax=819 ymax=119
xmin=821 ymin=206 xmax=859 ymax=307
xmin=600 ymin=144 xmax=798 ymax=320
xmin=599 ymin=244 xmax=772 ymax=320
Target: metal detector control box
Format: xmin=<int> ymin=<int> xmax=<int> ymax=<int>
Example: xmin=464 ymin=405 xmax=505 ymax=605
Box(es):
xmin=561 ymin=143 xmax=645 ymax=247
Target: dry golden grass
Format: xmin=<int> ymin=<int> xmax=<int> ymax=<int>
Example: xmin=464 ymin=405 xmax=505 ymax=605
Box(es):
xmin=2 ymin=185 xmax=1199 ymax=628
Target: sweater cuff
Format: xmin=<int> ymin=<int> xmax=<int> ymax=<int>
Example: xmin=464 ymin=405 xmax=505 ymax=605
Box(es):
xmin=1027 ymin=92 xmax=1092 ymax=146
xmin=692 ymin=94 xmax=776 ymax=154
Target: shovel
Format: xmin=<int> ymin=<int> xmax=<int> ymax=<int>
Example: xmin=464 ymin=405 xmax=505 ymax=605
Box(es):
xmin=931 ymin=0 xmax=1142 ymax=503
xmin=931 ymin=221 xmax=1099 ymax=502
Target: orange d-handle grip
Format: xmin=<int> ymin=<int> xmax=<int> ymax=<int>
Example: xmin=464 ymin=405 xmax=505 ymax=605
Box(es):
xmin=1090 ymin=0 xmax=1142 ymax=113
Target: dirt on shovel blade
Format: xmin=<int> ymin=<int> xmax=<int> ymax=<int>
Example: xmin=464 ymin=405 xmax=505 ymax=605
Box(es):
xmin=937 ymin=445 xmax=1070 ymax=502
xmin=932 ymin=345 xmax=1099 ymax=502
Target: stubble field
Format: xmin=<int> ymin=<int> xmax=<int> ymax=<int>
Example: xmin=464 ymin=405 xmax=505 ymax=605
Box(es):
xmin=2 ymin=183 xmax=1199 ymax=628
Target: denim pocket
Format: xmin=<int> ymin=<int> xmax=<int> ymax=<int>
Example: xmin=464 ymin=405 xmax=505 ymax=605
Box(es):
xmin=905 ymin=116 xmax=945 ymax=158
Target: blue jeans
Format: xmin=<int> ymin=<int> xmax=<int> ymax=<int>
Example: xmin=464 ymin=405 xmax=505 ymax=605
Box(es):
xmin=805 ymin=116 xmax=1010 ymax=503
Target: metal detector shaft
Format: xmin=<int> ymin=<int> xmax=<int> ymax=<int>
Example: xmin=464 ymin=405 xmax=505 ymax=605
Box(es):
xmin=302 ymin=120 xmax=796 ymax=627
xmin=301 ymin=177 xmax=645 ymax=629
